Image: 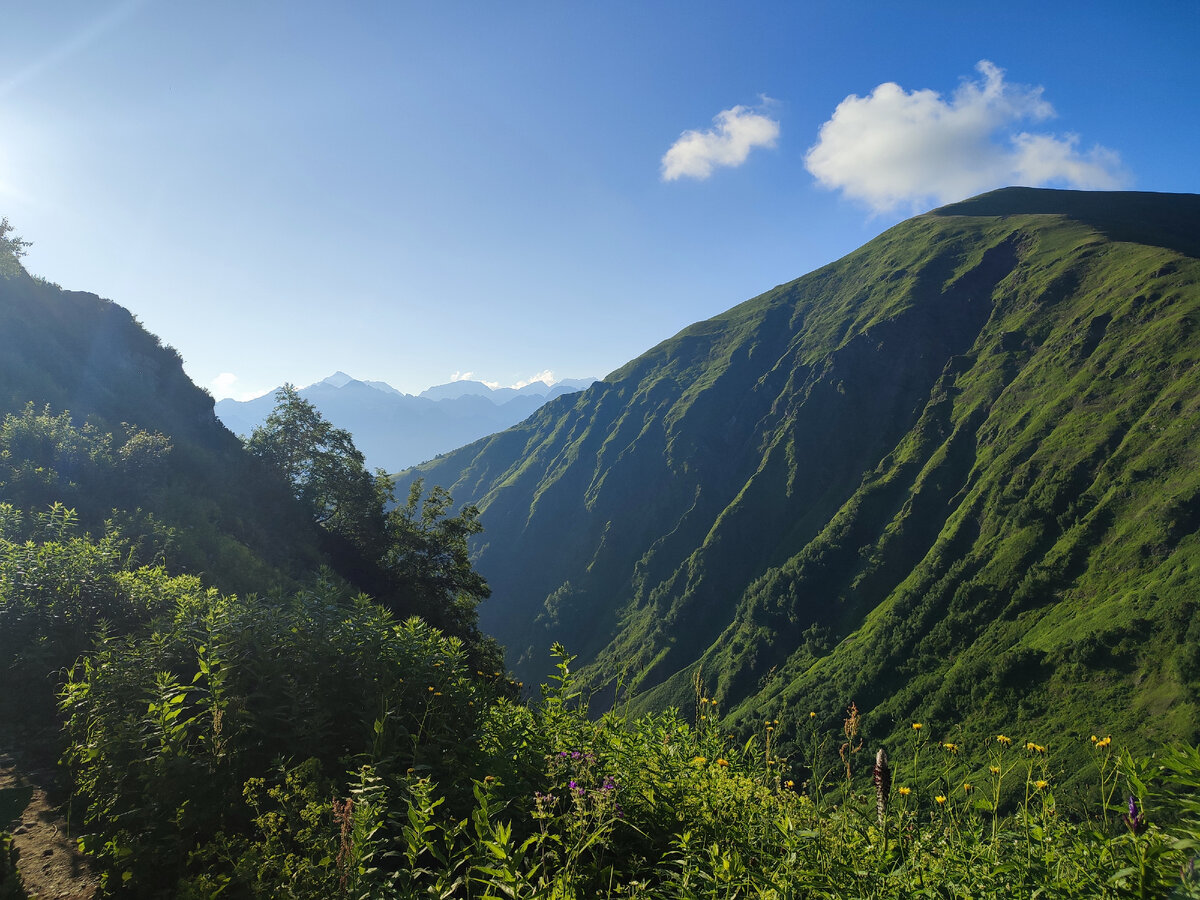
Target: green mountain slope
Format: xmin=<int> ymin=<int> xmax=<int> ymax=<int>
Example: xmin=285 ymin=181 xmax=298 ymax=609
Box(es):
xmin=0 ymin=263 xmax=322 ymax=594
xmin=401 ymin=188 xmax=1200 ymax=747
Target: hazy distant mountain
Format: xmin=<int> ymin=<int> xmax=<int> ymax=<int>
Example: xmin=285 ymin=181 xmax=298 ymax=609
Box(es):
xmin=214 ymin=373 xmax=596 ymax=472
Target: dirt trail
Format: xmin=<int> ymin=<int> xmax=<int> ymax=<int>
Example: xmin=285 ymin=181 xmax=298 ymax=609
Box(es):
xmin=0 ymin=751 xmax=98 ymax=900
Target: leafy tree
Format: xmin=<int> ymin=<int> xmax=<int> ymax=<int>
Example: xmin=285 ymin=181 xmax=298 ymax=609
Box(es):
xmin=0 ymin=217 xmax=30 ymax=278
xmin=245 ymin=385 xmax=386 ymax=556
xmin=382 ymin=479 xmax=491 ymax=637
xmin=245 ymin=388 xmax=498 ymax=661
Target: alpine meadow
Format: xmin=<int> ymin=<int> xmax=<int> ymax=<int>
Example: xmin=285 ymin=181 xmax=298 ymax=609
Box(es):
xmin=2 ymin=185 xmax=1200 ymax=897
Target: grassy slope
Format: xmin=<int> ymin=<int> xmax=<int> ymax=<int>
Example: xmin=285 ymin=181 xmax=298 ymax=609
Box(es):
xmin=401 ymin=189 xmax=1200 ymax=757
xmin=0 ymin=268 xmax=322 ymax=595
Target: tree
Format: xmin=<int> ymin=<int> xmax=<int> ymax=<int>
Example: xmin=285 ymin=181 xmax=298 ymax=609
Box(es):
xmin=245 ymin=385 xmax=386 ymax=556
xmin=244 ymin=388 xmax=497 ymax=660
xmin=382 ymin=479 xmax=491 ymax=637
xmin=0 ymin=216 xmax=31 ymax=278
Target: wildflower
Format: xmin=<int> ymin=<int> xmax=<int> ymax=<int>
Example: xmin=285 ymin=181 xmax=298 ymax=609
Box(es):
xmin=989 ymin=766 xmax=1001 ymax=775
xmin=809 ymin=711 xmax=817 ymax=719
xmin=766 ymin=725 xmax=774 ymax=733
xmin=1123 ymin=796 xmax=1147 ymax=835
xmin=873 ymin=748 xmax=891 ymax=824
xmin=433 ymin=692 xmax=442 ymax=697
xmin=912 ymin=722 xmax=922 ymax=731
xmin=935 ymin=795 xmax=946 ymax=806
xmin=484 ymin=775 xmax=495 ymax=783
xmin=1035 ymin=780 xmax=1049 ymax=790
xmin=692 ymin=756 xmax=707 ymax=766
xmin=427 ymin=686 xmax=435 ymax=692
xmin=717 ymin=758 xmax=729 ymax=768
xmin=898 ymin=786 xmax=911 ymax=796
xmin=963 ymin=782 xmax=973 ymax=794
xmin=785 ymin=780 xmax=795 ymax=789
xmin=996 ymin=735 xmax=1012 ymax=746
xmin=942 ymin=742 xmax=958 ymax=754
xmin=1090 ymin=734 xmax=1098 ymax=743
xmin=1096 ymin=736 xmax=1112 ymax=749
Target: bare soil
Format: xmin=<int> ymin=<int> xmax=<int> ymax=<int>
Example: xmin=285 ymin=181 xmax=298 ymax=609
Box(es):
xmin=0 ymin=749 xmax=98 ymax=900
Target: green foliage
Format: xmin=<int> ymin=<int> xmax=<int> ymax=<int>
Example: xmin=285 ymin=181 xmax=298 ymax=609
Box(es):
xmin=0 ymin=217 xmax=29 ymax=279
xmin=245 ymin=387 xmax=497 ymax=658
xmin=0 ymin=832 xmax=23 ymax=900
xmin=0 ymin=514 xmax=198 ymax=735
xmin=60 ymin=583 xmax=500 ymax=895
xmin=82 ymin=657 xmax=1200 ymax=898
xmin=246 ymin=385 xmax=386 ymax=555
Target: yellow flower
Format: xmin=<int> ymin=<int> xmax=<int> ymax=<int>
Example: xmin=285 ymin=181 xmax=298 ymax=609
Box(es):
xmin=1090 ymin=734 xmax=1098 ymax=743
xmin=766 ymin=725 xmax=774 ymax=733
xmin=943 ymin=742 xmax=958 ymax=754
xmin=935 ymin=795 xmax=947 ymax=806
xmin=1035 ymin=780 xmax=1049 ymax=790
xmin=692 ymin=756 xmax=707 ymax=766
xmin=898 ymin=786 xmax=911 ymax=796
xmin=989 ymin=765 xmax=1001 ymax=775
xmin=717 ymin=758 xmax=730 ymax=768
xmin=809 ymin=711 xmax=817 ymax=719
xmin=912 ymin=722 xmax=923 ymax=731
xmin=785 ymin=780 xmax=795 ymax=789
xmin=1097 ymin=736 xmax=1112 ymax=749
xmin=996 ymin=735 xmax=1012 ymax=746
xmin=963 ymin=783 xmax=973 ymax=794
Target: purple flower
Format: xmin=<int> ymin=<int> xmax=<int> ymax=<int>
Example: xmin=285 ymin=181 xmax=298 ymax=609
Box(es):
xmin=1123 ymin=795 xmax=1147 ymax=835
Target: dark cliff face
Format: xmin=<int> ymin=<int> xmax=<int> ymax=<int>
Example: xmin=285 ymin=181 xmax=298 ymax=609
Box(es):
xmin=403 ymin=188 xmax=1200 ymax=746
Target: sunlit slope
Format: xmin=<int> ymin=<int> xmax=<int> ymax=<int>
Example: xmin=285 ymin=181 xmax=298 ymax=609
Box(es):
xmin=401 ymin=188 xmax=1200 ymax=744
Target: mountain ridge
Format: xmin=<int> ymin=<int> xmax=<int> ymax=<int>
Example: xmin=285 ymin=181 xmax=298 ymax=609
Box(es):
xmin=397 ymin=187 xmax=1200 ymax=747
xmin=215 ymin=373 xmax=597 ymax=472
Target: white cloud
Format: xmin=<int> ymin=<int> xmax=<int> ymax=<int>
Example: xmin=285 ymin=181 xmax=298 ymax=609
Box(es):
xmin=450 ymin=371 xmax=474 ymax=382
xmin=804 ymin=61 xmax=1128 ymax=213
xmin=512 ymin=370 xmax=556 ymax=389
xmin=209 ymin=372 xmax=269 ymax=402
xmin=661 ymin=101 xmax=780 ymax=181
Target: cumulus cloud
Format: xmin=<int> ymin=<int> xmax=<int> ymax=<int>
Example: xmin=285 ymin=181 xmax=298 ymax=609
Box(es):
xmin=804 ymin=61 xmax=1128 ymax=213
xmin=661 ymin=101 xmax=780 ymax=181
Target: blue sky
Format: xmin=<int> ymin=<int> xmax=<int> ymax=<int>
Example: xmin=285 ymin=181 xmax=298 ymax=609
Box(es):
xmin=1 ymin=1 xmax=1196 ymax=399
